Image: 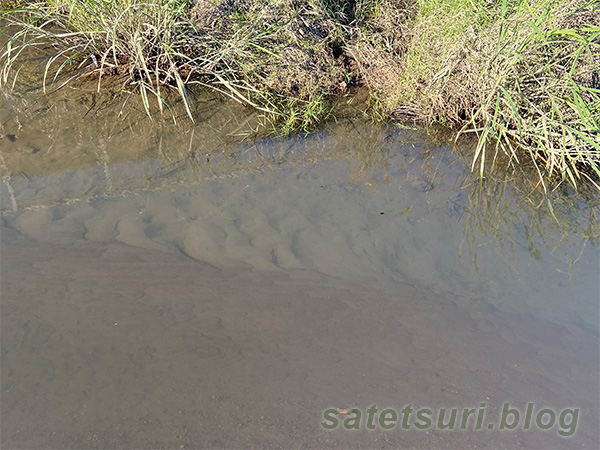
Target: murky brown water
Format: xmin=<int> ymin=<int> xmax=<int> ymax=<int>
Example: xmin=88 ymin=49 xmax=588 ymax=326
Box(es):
xmin=1 ymin=80 xmax=599 ymax=449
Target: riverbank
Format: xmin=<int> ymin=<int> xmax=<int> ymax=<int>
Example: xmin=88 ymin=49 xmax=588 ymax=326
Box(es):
xmin=1 ymin=0 xmax=599 ymax=189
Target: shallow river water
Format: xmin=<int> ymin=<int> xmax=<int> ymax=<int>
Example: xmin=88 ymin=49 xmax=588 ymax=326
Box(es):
xmin=1 ymin=83 xmax=599 ymax=449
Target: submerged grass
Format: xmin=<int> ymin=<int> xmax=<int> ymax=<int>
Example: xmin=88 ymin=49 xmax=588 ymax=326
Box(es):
xmin=0 ymin=0 xmax=599 ymax=190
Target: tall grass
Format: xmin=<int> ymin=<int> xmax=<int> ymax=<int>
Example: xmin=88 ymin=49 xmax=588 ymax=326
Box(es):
xmin=393 ymin=0 xmax=600 ymax=191
xmin=1 ymin=1 xmax=197 ymax=119
xmin=464 ymin=0 xmax=600 ymax=191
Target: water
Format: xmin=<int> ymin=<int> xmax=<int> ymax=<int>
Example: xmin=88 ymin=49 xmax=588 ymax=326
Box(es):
xmin=1 ymin=81 xmax=599 ymax=449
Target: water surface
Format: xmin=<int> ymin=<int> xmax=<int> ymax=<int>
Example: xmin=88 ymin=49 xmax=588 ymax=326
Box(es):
xmin=1 ymin=83 xmax=599 ymax=449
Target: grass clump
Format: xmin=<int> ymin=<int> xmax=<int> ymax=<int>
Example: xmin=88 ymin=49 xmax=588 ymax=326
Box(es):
xmin=1 ymin=0 xmax=196 ymax=118
xmin=388 ymin=0 xmax=600 ymax=189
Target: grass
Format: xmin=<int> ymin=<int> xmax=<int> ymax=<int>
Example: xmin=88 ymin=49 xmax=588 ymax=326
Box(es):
xmin=465 ymin=0 xmax=600 ymax=191
xmin=390 ymin=0 xmax=600 ymax=190
xmin=1 ymin=0 xmax=197 ymax=119
xmin=0 ymin=0 xmax=599 ymax=190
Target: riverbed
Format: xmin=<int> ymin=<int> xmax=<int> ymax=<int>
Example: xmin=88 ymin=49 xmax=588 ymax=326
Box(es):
xmin=1 ymin=81 xmax=598 ymax=448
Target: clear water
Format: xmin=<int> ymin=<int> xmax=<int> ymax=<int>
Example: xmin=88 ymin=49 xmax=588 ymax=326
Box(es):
xmin=1 ymin=82 xmax=599 ymax=449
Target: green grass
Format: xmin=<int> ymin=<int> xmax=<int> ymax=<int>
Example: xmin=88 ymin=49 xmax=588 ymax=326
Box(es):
xmin=463 ymin=0 xmax=600 ymax=190
xmin=390 ymin=0 xmax=600 ymax=191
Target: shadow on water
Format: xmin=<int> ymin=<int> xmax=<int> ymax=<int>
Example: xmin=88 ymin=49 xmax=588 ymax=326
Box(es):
xmin=1 ymin=70 xmax=599 ymax=448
